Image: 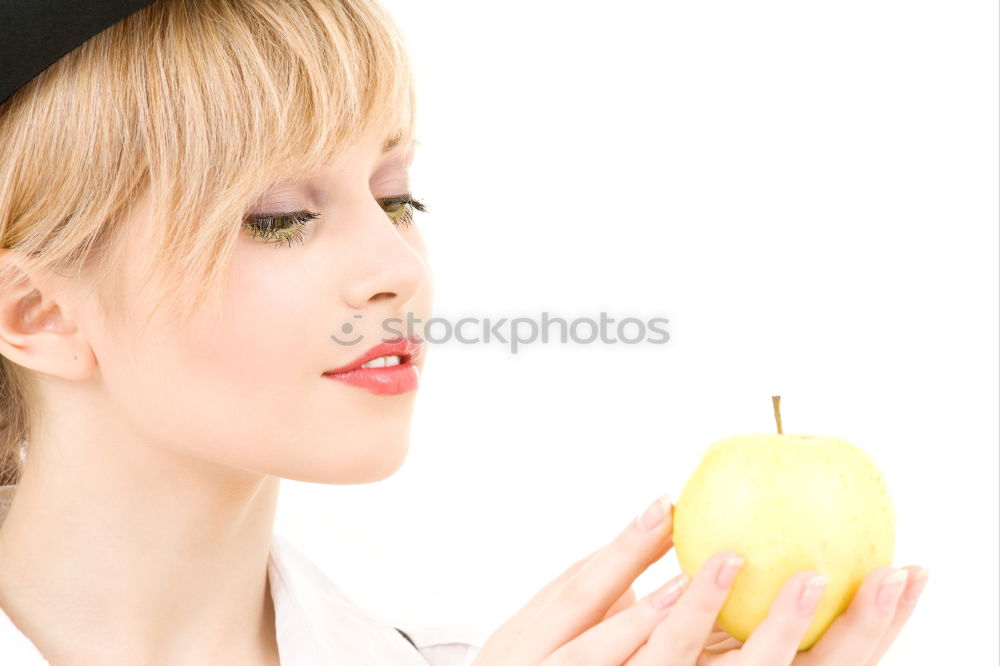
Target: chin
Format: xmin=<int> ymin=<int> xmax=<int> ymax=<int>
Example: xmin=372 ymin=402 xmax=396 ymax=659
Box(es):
xmin=279 ymin=434 xmax=411 ymax=485
xmin=361 ymin=434 xmax=411 ymax=482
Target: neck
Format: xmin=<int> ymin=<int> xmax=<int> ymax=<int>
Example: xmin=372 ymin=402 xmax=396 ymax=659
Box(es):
xmin=0 ymin=431 xmax=282 ymax=664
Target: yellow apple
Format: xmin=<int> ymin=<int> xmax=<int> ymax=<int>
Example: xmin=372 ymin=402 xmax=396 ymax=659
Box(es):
xmin=672 ymin=396 xmax=895 ymax=650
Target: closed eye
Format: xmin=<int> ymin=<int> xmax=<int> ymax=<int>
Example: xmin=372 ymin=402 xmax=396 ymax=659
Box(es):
xmin=241 ymin=194 xmax=428 ymax=248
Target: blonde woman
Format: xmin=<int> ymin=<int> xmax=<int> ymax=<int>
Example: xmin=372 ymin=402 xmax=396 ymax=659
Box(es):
xmin=0 ymin=1 xmax=927 ymax=664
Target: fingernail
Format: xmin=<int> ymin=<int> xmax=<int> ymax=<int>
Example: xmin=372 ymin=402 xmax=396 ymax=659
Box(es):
xmin=715 ymin=555 xmax=744 ymax=589
xmin=902 ymin=568 xmax=930 ymax=605
xmin=797 ymin=574 xmax=829 ymax=616
xmin=651 ymin=573 xmax=689 ymax=610
xmin=876 ymin=569 xmax=909 ymax=613
xmin=634 ymin=493 xmax=672 ymax=532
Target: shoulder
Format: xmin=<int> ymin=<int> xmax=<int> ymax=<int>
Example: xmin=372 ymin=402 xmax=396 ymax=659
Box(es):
xmin=396 ymin=622 xmax=484 ymax=666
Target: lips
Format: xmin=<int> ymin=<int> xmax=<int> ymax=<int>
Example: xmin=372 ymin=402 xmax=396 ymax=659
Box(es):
xmin=321 ymin=337 xmax=423 ymax=395
xmin=323 ymin=337 xmax=423 ymax=375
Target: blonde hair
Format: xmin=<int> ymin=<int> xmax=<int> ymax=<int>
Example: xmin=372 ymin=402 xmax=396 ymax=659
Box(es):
xmin=0 ymin=0 xmax=417 ymax=484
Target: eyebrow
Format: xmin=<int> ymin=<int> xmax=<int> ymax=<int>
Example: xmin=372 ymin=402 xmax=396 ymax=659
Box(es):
xmin=382 ymin=133 xmax=420 ymax=155
xmin=383 ymin=134 xmax=403 ymax=154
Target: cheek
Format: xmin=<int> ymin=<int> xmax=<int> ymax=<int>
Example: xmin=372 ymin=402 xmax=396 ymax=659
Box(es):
xmin=96 ymin=240 xmax=427 ymax=482
xmin=217 ymin=261 xmax=320 ymax=382
xmin=174 ymin=247 xmax=323 ymax=394
xmin=101 ymin=252 xmax=337 ymax=468
xmin=173 ymin=253 xmax=330 ymax=429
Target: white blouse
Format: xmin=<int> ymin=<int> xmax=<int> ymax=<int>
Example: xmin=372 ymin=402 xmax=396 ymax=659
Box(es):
xmin=0 ymin=485 xmax=483 ymax=665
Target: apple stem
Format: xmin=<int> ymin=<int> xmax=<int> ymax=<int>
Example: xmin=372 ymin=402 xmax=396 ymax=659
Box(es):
xmin=771 ymin=395 xmax=783 ymax=434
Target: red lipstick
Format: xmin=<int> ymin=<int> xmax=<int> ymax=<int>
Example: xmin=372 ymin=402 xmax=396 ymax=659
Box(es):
xmin=322 ymin=337 xmax=422 ymax=395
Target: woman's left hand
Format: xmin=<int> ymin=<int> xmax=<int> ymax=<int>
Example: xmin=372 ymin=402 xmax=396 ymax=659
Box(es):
xmin=602 ymin=564 xmax=930 ymax=664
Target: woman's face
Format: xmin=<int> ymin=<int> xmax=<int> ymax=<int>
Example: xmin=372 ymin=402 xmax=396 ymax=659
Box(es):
xmin=71 ymin=133 xmax=433 ymax=484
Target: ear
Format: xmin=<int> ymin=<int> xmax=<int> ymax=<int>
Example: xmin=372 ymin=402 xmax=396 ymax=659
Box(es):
xmin=0 ymin=249 xmax=97 ymax=381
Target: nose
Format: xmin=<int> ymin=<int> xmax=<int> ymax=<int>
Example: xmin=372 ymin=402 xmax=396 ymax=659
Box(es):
xmin=340 ymin=198 xmax=428 ymax=311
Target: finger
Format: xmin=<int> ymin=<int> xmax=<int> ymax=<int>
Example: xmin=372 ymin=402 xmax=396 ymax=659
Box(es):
xmin=705 ymin=629 xmax=736 ymax=649
xmin=543 ymin=573 xmax=689 ymax=666
xmin=798 ymin=566 xmax=908 ymax=665
xmin=536 ymin=494 xmax=674 ymax=628
xmin=627 ymin=549 xmax=745 ymax=665
xmin=497 ymin=494 xmax=675 ymax=662
xmin=703 ymin=619 xmax=737 ymax=649
xmin=733 ymin=570 xmax=829 ymax=665
xmin=486 ymin=548 xmax=601 ymax=642
xmin=604 ymin=586 xmax=638 ymax=620
xmin=863 ymin=566 xmax=930 ymax=665
xmin=496 ymin=540 xmax=628 ymax=635
xmin=704 ymin=636 xmax=742 ymax=654
xmin=523 ymin=550 xmax=602 ymax=617
xmin=524 ymin=496 xmax=673 ymax=627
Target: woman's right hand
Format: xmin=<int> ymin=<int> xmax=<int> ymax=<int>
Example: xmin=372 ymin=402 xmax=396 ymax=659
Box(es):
xmin=471 ymin=493 xmax=928 ymax=666
xmin=471 ymin=492 xmax=684 ymax=665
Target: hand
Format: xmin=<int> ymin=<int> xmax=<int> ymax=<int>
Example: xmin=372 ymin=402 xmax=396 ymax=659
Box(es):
xmin=472 ymin=494 xmax=929 ymax=665
xmin=611 ymin=558 xmax=929 ymax=665
xmin=471 ymin=493 xmax=676 ymax=665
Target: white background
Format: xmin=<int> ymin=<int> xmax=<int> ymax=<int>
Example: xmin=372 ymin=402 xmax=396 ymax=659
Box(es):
xmin=274 ymin=1 xmax=999 ymax=663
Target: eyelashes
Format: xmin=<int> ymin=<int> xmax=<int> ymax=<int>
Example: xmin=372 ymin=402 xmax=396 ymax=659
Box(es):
xmin=242 ymin=194 xmax=428 ymax=248
xmin=242 ymin=210 xmax=320 ymax=249
xmin=380 ymin=194 xmax=427 ymax=228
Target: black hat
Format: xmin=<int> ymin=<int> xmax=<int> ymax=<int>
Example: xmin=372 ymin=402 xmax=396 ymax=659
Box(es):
xmin=1 ymin=0 xmax=157 ymax=106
